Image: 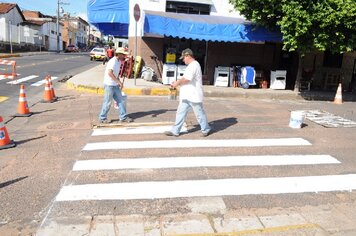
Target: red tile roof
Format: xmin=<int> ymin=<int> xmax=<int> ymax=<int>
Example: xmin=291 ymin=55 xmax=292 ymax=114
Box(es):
xmin=22 ymin=10 xmax=40 ymax=18
xmin=0 ymin=3 xmax=16 ymax=14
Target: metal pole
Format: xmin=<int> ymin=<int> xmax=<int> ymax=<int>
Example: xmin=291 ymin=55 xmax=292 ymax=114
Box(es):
xmin=9 ymin=20 xmax=13 ymax=54
xmin=134 ymin=21 xmax=137 ymax=86
xmin=56 ymin=0 xmax=60 ymax=53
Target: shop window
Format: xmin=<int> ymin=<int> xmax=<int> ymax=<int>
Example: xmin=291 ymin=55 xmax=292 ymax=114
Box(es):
xmin=323 ymin=51 xmax=343 ymax=68
xmin=166 ymin=1 xmax=210 ymax=15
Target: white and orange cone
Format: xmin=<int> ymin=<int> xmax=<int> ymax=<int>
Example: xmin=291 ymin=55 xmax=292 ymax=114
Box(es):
xmin=0 ymin=116 xmax=16 ymax=150
xmin=47 ymin=75 xmax=57 ymax=100
xmin=333 ymin=83 xmax=343 ymax=104
xmin=42 ymin=76 xmax=55 ymax=103
xmin=15 ymin=84 xmax=32 ymax=117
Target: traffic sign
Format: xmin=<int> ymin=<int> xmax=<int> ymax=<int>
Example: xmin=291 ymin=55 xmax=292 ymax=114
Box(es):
xmin=134 ymin=4 xmax=140 ymax=22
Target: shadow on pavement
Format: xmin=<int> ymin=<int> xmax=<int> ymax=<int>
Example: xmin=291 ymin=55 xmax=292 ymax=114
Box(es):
xmin=128 ymin=109 xmax=176 ymax=119
xmin=0 ymin=176 xmax=28 ymax=189
xmin=15 ymin=135 xmax=47 ymax=145
xmin=189 ymin=117 xmax=238 ymax=134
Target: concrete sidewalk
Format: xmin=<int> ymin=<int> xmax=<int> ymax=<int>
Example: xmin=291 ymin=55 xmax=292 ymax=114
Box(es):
xmin=67 ymin=63 xmax=171 ymax=96
xmin=67 ymin=64 xmax=356 ymax=101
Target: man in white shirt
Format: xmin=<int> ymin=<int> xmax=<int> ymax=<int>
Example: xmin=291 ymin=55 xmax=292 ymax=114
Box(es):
xmin=99 ymin=47 xmax=133 ymax=123
xmin=164 ymin=48 xmax=211 ymax=137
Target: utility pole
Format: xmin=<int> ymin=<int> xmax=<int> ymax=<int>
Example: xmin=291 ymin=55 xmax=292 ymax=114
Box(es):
xmin=56 ymin=0 xmax=60 ymax=53
xmin=57 ymin=0 xmax=69 ymax=53
xmin=8 ymin=20 xmax=13 ymax=54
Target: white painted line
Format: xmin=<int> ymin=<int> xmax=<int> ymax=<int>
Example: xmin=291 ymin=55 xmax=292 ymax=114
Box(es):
xmin=82 ymin=138 xmax=312 ymax=151
xmin=31 ymin=76 xmax=58 ymax=86
xmin=73 ymin=155 xmax=339 ymax=171
xmin=91 ymin=125 xmax=188 ymax=136
xmin=55 ymin=174 xmax=356 ymax=201
xmin=6 ymin=75 xmax=38 ymax=84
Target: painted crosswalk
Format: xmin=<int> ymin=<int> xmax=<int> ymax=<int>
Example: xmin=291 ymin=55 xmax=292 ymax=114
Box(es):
xmin=31 ymin=76 xmax=58 ymax=86
xmin=1 ymin=74 xmax=58 ymax=86
xmin=7 ymin=75 xmax=38 ymax=84
xmin=55 ymin=125 xmax=354 ymax=202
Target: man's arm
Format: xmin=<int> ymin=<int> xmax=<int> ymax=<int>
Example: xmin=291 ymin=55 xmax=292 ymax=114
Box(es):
xmin=108 ymin=69 xmax=123 ymax=88
xmin=171 ymin=77 xmax=189 ymax=88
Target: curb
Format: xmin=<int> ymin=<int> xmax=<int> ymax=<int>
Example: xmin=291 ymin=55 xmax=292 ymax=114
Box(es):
xmin=66 ymin=81 xmax=172 ymax=96
xmin=0 ymin=54 xmax=21 ymax=59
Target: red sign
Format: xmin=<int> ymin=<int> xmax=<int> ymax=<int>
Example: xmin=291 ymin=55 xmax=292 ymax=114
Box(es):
xmin=134 ymin=4 xmax=140 ymax=22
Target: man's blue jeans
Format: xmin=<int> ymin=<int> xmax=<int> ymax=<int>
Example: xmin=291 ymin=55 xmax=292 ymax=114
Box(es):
xmin=171 ymin=99 xmax=211 ymax=135
xmin=99 ymin=85 xmax=127 ymax=121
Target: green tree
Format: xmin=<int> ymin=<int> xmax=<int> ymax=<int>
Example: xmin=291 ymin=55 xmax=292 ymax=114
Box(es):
xmin=229 ymin=0 xmax=356 ymax=90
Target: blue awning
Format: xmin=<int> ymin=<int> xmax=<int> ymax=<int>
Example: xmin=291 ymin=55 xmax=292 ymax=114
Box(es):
xmin=87 ymin=0 xmax=129 ymax=37
xmin=144 ymin=10 xmax=282 ymax=43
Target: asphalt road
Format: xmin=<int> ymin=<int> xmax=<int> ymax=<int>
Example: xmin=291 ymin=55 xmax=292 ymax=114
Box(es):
xmin=0 ymin=58 xmax=356 ymax=235
xmin=0 ymin=52 xmax=99 ymax=119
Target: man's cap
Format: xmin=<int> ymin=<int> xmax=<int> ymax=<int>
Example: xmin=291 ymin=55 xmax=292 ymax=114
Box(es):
xmin=115 ymin=47 xmax=129 ymax=55
xmin=179 ymin=48 xmax=193 ymax=59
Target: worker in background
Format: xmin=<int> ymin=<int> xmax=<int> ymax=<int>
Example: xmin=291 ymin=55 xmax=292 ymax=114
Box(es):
xmin=103 ymin=46 xmax=114 ymax=65
xmin=99 ymin=47 xmax=133 ymax=123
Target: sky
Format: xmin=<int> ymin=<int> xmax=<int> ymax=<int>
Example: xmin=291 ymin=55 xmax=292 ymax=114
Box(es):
xmin=2 ymin=0 xmax=88 ymax=20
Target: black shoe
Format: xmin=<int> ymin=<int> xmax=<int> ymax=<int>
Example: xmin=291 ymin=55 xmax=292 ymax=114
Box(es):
xmin=120 ymin=117 xmax=133 ymax=123
xmin=164 ymin=131 xmax=179 ymax=137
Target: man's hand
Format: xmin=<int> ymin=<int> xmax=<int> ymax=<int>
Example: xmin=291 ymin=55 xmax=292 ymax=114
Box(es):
xmin=118 ymin=79 xmax=124 ymax=89
xmin=171 ymin=80 xmax=179 ymax=88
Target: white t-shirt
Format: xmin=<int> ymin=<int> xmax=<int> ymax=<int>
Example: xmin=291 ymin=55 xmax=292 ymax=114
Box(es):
xmin=103 ymin=57 xmax=121 ymax=86
xmin=179 ymin=60 xmax=204 ymax=103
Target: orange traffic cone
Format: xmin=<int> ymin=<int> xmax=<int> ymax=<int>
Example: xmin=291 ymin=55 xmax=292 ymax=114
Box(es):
xmin=0 ymin=116 xmax=16 ymax=150
xmin=47 ymin=75 xmax=57 ymax=100
xmin=333 ymin=83 xmax=343 ymax=104
xmin=15 ymin=84 xmax=32 ymax=117
xmin=42 ymin=76 xmax=55 ymax=103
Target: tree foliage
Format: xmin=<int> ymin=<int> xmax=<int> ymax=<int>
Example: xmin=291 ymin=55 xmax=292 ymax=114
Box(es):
xmin=229 ymin=0 xmax=356 ymax=54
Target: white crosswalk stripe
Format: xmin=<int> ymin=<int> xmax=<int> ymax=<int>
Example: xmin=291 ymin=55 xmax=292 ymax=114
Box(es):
xmin=82 ymin=137 xmax=312 ymax=151
xmin=56 ymin=174 xmax=356 ymax=201
xmin=1 ymin=74 xmax=58 ymax=86
xmin=6 ymin=75 xmax=38 ymax=84
xmin=30 ymin=76 xmax=58 ymax=86
xmin=73 ymin=155 xmax=340 ymax=171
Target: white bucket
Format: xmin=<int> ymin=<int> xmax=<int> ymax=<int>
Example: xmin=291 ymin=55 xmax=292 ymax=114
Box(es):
xmin=113 ymin=92 xmax=127 ymax=110
xmin=289 ymin=111 xmax=305 ymax=128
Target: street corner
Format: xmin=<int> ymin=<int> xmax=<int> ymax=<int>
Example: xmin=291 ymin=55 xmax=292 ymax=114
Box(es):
xmin=66 ymin=81 xmax=104 ymax=95
xmin=150 ymin=87 xmax=172 ymax=96
xmin=0 ymin=54 xmax=21 ymax=59
xmin=122 ymin=87 xmax=172 ymax=96
xmin=123 ymin=87 xmax=147 ymax=96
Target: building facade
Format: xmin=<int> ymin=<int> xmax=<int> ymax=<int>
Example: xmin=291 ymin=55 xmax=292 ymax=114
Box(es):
xmin=91 ymin=0 xmax=355 ymax=91
xmin=1 ymin=3 xmax=94 ymax=53
xmin=125 ymin=0 xmax=289 ymax=87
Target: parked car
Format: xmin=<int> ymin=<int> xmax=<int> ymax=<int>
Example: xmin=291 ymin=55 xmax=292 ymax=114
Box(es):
xmin=65 ymin=45 xmax=78 ymax=53
xmin=90 ymin=47 xmax=107 ymax=61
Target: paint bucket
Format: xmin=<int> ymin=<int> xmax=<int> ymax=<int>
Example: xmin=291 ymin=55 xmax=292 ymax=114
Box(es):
xmin=168 ymin=88 xmax=177 ymax=100
xmin=289 ymin=111 xmax=305 ymax=128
